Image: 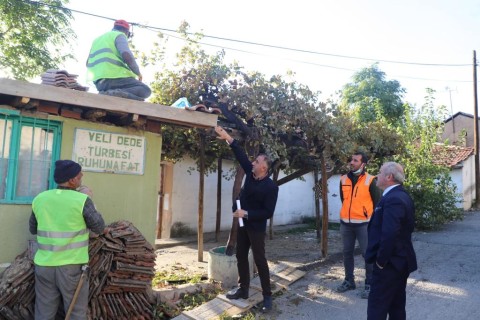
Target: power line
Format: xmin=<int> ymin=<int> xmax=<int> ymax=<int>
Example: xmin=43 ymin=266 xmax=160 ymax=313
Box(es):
xmin=154 ymin=29 xmax=472 ymax=83
xmin=28 ymin=0 xmax=471 ymax=68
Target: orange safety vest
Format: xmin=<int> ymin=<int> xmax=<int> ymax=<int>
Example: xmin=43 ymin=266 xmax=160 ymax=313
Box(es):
xmin=340 ymin=173 xmax=375 ymax=223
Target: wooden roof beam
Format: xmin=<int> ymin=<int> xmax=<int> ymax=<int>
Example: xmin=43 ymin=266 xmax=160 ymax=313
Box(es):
xmin=0 ymin=78 xmax=217 ymax=129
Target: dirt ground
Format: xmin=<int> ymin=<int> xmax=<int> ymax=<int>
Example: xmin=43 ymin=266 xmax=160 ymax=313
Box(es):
xmin=154 ymin=225 xmax=344 ymax=279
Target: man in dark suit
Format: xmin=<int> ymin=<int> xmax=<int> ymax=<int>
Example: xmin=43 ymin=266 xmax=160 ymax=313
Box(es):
xmin=365 ymin=162 xmax=417 ymax=320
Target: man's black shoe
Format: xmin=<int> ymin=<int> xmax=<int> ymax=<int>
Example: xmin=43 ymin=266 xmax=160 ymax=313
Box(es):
xmin=226 ymin=287 xmax=248 ymax=300
xmin=261 ymin=295 xmax=272 ymax=313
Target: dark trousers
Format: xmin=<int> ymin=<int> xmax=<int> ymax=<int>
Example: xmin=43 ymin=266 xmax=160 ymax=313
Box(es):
xmin=340 ymin=222 xmax=373 ymax=285
xmin=35 ymin=264 xmax=88 ymax=320
xmin=236 ymin=227 xmax=271 ymax=296
xmin=95 ymin=77 xmax=151 ymax=100
xmin=368 ymin=263 xmax=408 ymax=320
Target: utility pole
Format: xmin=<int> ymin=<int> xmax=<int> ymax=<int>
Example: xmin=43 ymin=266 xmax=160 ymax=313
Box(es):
xmin=473 ymin=50 xmax=480 ymax=207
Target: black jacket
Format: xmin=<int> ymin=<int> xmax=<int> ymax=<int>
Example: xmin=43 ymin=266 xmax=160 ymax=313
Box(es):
xmin=230 ymin=140 xmax=279 ymax=232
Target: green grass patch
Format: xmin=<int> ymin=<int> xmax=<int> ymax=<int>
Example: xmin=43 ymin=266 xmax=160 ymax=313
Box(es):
xmin=286 ymin=219 xmax=340 ymax=234
xmin=152 ymin=264 xmax=204 ymax=288
xmin=153 ymin=286 xmax=223 ymax=319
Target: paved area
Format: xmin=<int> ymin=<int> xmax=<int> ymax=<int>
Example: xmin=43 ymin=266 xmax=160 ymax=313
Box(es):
xmin=268 ymin=211 xmax=480 ymax=319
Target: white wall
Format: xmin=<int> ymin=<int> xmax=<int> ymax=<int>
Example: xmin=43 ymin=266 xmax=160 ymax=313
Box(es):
xmin=450 ymin=169 xmax=464 ymax=208
xmin=450 ymin=157 xmax=475 ymax=210
xmin=169 ymin=156 xmax=477 ymax=234
xmin=170 ymin=157 xmax=344 ymax=234
xmin=461 ymin=156 xmax=475 ymax=210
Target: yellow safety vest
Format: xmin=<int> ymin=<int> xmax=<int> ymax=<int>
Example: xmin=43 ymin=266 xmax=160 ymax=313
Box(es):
xmin=32 ymin=189 xmax=89 ymax=266
xmin=340 ymin=173 xmax=375 ymax=223
xmin=86 ymin=30 xmax=137 ymax=81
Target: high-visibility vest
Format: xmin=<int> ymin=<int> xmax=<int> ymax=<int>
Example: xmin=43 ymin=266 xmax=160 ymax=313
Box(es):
xmin=32 ymin=189 xmax=89 ymax=266
xmin=86 ymin=30 xmax=137 ymax=81
xmin=340 ymin=173 xmax=375 ymax=223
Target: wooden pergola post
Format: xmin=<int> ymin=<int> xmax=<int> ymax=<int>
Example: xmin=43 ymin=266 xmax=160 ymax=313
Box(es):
xmin=215 ymin=158 xmax=222 ymax=242
xmin=314 ymin=168 xmax=321 ymax=240
xmin=198 ymin=131 xmax=206 ymax=262
xmin=320 ymin=156 xmax=329 ymax=257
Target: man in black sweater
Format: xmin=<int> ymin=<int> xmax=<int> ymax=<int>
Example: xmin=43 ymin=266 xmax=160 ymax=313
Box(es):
xmin=215 ymin=126 xmax=279 ymax=312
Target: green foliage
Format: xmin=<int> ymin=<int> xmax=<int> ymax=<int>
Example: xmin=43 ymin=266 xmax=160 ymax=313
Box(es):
xmin=170 ymin=222 xmax=196 ymax=238
xmin=348 ymin=120 xmax=405 ymax=166
xmin=152 ymin=265 xmax=204 ymax=288
xmin=177 ymin=288 xmax=221 ymax=311
xmin=219 ymin=312 xmax=258 ymax=320
xmin=342 ymin=65 xmax=463 ymax=230
xmin=406 ymin=169 xmax=462 ymax=230
xmin=152 ymin=286 xmax=222 ymax=319
xmin=0 ymin=0 xmax=75 ymax=79
xmin=395 ymin=89 xmax=463 ymax=230
xmin=147 ymin=22 xmax=354 ymax=173
xmin=340 ymin=64 xmax=406 ymax=126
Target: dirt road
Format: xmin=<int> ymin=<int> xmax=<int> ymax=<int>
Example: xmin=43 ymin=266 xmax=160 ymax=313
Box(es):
xmin=154 ymin=224 xmax=343 ymax=279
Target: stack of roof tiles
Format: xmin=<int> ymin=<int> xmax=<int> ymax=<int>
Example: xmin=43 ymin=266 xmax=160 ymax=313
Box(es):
xmin=0 ymin=220 xmax=156 ymax=320
xmin=40 ymin=69 xmax=89 ymax=91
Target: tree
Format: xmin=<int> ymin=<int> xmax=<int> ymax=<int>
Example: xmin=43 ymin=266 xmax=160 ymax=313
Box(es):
xmin=0 ymin=0 xmax=75 ymax=80
xmin=149 ymin=22 xmax=353 ymax=174
xmin=147 ymin=23 xmax=358 ymax=252
xmin=395 ymin=89 xmax=463 ymax=230
xmin=340 ymin=64 xmax=406 ymax=126
xmin=339 ymin=64 xmax=462 ymax=230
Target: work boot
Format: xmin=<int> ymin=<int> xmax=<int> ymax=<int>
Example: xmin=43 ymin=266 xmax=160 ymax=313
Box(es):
xmin=100 ymin=89 xmax=131 ymax=99
xmin=336 ymin=279 xmax=356 ymax=293
xmin=360 ymin=284 xmax=370 ymax=299
xmin=261 ymin=295 xmax=272 ymax=313
xmin=226 ymin=287 xmax=248 ymax=300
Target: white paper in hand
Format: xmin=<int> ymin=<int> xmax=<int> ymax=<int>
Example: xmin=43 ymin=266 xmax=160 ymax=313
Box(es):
xmin=236 ymin=200 xmax=244 ymax=227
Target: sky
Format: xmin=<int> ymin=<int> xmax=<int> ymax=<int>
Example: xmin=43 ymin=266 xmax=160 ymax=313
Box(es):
xmin=62 ymin=0 xmax=480 ymax=117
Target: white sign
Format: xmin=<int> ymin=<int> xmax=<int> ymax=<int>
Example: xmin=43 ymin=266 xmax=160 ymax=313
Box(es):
xmin=73 ymin=129 xmax=146 ymax=175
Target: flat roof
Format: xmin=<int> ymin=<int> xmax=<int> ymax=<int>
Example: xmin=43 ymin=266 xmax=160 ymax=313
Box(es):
xmin=0 ymin=78 xmax=217 ymax=129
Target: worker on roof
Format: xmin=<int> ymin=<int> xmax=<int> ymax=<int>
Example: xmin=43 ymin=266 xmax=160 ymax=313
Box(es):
xmin=86 ymin=19 xmax=151 ymax=101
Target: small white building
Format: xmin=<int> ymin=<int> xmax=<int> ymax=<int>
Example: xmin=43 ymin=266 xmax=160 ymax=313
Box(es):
xmin=432 ymin=143 xmax=475 ymax=210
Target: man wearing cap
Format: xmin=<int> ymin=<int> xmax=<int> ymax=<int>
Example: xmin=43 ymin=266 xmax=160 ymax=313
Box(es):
xmin=87 ymin=19 xmax=151 ymax=101
xmin=29 ymin=160 xmax=107 ymax=319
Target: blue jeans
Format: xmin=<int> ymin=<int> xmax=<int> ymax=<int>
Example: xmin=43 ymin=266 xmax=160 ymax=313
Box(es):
xmin=340 ymin=222 xmax=373 ymax=285
xmin=95 ymin=77 xmax=151 ymax=101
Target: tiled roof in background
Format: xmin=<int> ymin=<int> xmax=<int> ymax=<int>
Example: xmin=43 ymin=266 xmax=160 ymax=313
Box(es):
xmin=432 ymin=143 xmax=474 ymax=167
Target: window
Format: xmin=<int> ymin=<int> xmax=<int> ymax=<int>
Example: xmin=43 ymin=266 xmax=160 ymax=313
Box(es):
xmin=0 ymin=110 xmax=61 ymax=203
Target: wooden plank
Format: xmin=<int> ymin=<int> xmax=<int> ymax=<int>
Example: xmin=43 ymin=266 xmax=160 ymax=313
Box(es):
xmin=275 ymin=267 xmax=305 ymax=281
xmin=269 ymin=262 xmax=291 ymax=274
xmin=0 ymin=78 xmax=217 ymax=129
xmin=271 ymin=277 xmax=291 ymax=291
xmin=290 ymin=269 xmax=307 ymax=281
xmin=216 ymin=294 xmax=249 ymax=309
xmin=183 ymin=298 xmax=246 ymax=320
xmin=278 ymin=268 xmax=306 ymax=282
xmin=174 ymin=266 xmax=307 ymax=320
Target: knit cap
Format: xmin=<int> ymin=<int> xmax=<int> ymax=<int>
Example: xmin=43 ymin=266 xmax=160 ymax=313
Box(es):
xmin=54 ymin=160 xmax=82 ymax=183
